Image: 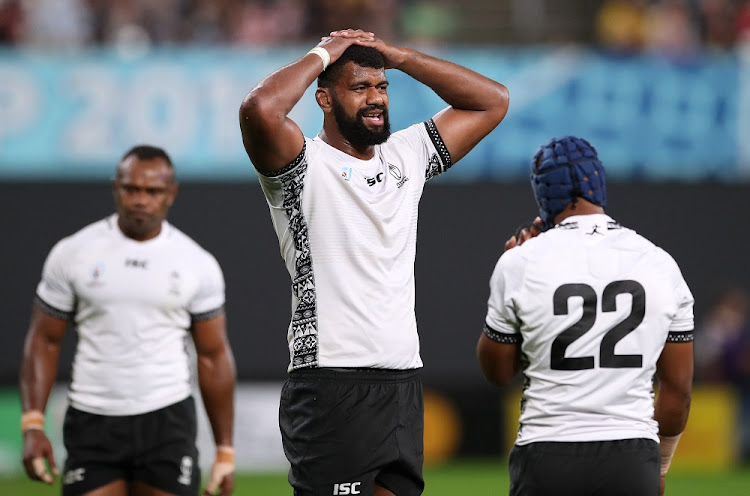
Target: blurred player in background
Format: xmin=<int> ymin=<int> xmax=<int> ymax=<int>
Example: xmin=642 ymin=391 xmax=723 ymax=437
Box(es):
xmin=19 ymin=145 xmax=237 ymax=496
xmin=239 ymin=28 xmax=508 ymax=495
xmin=477 ymin=136 xmax=694 ymax=496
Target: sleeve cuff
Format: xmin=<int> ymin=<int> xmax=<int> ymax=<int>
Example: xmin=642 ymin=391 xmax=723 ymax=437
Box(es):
xmin=34 ymin=295 xmax=73 ymax=321
xmin=191 ymin=306 xmax=225 ymax=322
xmin=483 ymin=323 xmax=522 ymax=344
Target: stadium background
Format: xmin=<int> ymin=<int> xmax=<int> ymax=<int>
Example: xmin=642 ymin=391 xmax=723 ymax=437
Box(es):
xmin=1 ymin=0 xmax=750 ymax=493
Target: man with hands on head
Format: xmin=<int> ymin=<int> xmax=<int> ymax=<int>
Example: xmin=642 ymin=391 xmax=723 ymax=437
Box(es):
xmin=20 ymin=145 xmax=236 ymax=496
xmin=239 ymin=29 xmax=508 ymax=496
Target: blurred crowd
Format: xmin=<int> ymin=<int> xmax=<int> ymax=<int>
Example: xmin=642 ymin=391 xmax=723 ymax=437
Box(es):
xmin=0 ymin=0 xmax=452 ymax=49
xmin=695 ymin=286 xmax=750 ymax=463
xmin=595 ymin=0 xmax=749 ymax=60
xmin=0 ymin=0 xmax=748 ymax=54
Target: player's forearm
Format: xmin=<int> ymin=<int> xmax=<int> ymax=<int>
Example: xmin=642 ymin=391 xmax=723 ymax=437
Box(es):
xmin=197 ymin=350 xmax=236 ymax=446
xmin=655 ymin=385 xmax=690 ymax=480
xmin=476 ymin=336 xmax=519 ymax=387
xmin=655 ymin=342 xmax=693 ymax=436
xmin=395 ymin=48 xmax=508 ymax=114
xmin=478 ymin=361 xmax=516 ymax=387
xmin=19 ymin=335 xmax=60 ymax=412
xmin=654 ymin=384 xmax=691 ymax=436
xmin=240 ymin=56 xmax=321 ymax=127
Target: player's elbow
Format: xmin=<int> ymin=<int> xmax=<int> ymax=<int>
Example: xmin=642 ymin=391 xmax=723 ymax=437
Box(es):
xmin=655 ymin=387 xmax=692 ymax=436
xmin=487 ymin=83 xmax=510 ymax=125
xmin=477 ymin=342 xmax=515 ymax=387
xmin=479 ymin=367 xmax=512 ymax=388
xmin=239 ymin=85 xmax=287 ymax=129
xmin=239 ymin=92 xmax=270 ymax=128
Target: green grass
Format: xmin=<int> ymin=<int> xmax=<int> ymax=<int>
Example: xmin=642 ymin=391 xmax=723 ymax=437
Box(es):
xmin=2 ymin=460 xmax=749 ymax=495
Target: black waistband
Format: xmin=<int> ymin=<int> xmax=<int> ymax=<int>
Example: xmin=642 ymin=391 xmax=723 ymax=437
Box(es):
xmin=288 ymin=367 xmax=421 ymax=383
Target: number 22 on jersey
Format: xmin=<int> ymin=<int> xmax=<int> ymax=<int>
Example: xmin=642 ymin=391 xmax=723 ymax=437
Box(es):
xmin=551 ymin=280 xmax=645 ymax=370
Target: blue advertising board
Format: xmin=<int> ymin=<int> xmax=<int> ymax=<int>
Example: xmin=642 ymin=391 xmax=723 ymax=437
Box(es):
xmin=0 ymin=46 xmax=744 ymax=181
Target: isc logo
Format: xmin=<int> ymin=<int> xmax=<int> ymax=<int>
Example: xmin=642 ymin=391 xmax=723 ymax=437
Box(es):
xmin=333 ymin=482 xmax=361 ymax=495
xmin=366 ymin=172 xmax=384 ymax=187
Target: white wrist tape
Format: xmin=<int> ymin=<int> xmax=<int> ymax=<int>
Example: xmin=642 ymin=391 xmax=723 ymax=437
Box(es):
xmin=308 ymin=46 xmax=331 ymax=71
xmin=659 ymin=433 xmax=682 ymax=476
xmin=21 ymin=410 xmax=45 ymax=432
xmin=205 ymin=446 xmax=235 ymax=493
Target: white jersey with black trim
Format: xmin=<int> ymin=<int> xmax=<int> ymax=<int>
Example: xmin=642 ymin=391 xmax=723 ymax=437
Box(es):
xmin=35 ymin=214 xmax=225 ymax=416
xmin=484 ymin=214 xmax=694 ymax=445
xmin=257 ymin=120 xmax=452 ymax=372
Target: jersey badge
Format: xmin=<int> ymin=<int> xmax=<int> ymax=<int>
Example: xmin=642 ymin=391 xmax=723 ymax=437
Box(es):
xmin=169 ymin=271 xmax=181 ymax=296
xmin=86 ymin=263 xmax=106 ymax=287
xmin=388 ymin=163 xmax=409 ymax=188
xmin=341 ymin=167 xmax=353 ymax=181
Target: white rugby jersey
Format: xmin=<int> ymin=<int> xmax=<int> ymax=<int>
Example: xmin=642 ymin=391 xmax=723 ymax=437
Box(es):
xmin=36 ymin=214 xmax=225 ymax=416
xmin=484 ymin=214 xmax=694 ymax=445
xmin=257 ymin=120 xmax=452 ymax=371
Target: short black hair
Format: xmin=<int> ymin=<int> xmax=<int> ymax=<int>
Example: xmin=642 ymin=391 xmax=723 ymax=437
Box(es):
xmin=317 ymin=45 xmax=385 ymax=88
xmin=120 ymin=145 xmax=173 ymax=168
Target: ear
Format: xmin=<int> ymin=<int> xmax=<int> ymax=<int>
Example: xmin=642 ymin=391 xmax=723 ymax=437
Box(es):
xmin=315 ymin=88 xmax=331 ymax=111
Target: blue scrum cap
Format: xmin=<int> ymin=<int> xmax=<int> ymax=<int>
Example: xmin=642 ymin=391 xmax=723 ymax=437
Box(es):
xmin=530 ymin=136 xmax=606 ymax=227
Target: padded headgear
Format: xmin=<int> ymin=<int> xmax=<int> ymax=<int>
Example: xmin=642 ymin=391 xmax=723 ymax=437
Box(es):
xmin=530 ymin=136 xmax=606 ymax=227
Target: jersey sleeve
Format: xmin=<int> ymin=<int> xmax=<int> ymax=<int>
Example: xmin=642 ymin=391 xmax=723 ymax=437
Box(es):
xmin=188 ymin=252 xmax=226 ymax=320
xmin=484 ymin=252 xmax=523 ymax=344
xmin=255 ymin=141 xmax=307 ymax=210
xmin=35 ymin=238 xmax=76 ymax=317
xmin=390 ymin=120 xmax=453 ymax=181
xmin=664 ymin=253 xmax=695 ymax=342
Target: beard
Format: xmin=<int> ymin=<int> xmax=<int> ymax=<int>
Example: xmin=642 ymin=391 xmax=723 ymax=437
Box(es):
xmin=118 ymin=208 xmax=163 ymax=239
xmin=331 ymin=98 xmax=391 ymax=147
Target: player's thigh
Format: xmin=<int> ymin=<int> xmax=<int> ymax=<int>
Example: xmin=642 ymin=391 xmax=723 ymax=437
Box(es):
xmin=133 ymin=397 xmax=201 ymax=496
xmin=375 ymin=375 xmax=424 ymax=496
xmin=77 ymin=480 xmax=128 ymax=496
xmin=62 ymin=407 xmax=132 ymax=496
xmin=374 ymin=484 xmax=397 ymax=496
xmin=131 ymin=480 xmax=187 ymax=496
xmin=281 ymin=369 xmax=422 ymax=495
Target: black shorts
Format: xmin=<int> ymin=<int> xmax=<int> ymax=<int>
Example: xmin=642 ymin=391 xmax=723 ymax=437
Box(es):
xmin=509 ymin=438 xmax=659 ymax=496
xmin=62 ymin=396 xmax=200 ymax=496
xmin=280 ymin=368 xmax=425 ymax=496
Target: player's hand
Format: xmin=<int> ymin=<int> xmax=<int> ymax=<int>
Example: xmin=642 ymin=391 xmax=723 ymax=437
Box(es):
xmin=659 ymin=474 xmax=665 ymax=495
xmin=203 ymin=449 xmax=235 ymax=496
xmin=329 ymin=29 xmax=407 ymax=70
xmin=504 ymin=217 xmax=543 ymax=252
xmin=318 ymin=29 xmax=375 ymax=64
xmin=21 ymin=430 xmax=58 ymax=484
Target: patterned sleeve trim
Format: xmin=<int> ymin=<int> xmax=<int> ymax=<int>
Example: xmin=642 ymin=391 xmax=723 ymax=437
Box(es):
xmin=424 ymin=119 xmax=452 ymax=179
xmin=191 ymin=306 xmax=225 ymax=322
xmin=666 ymin=330 xmax=694 ymax=343
xmin=256 ymin=142 xmax=306 ymax=178
xmin=34 ymin=295 xmax=73 ymax=321
xmin=483 ymin=323 xmax=522 ymax=344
